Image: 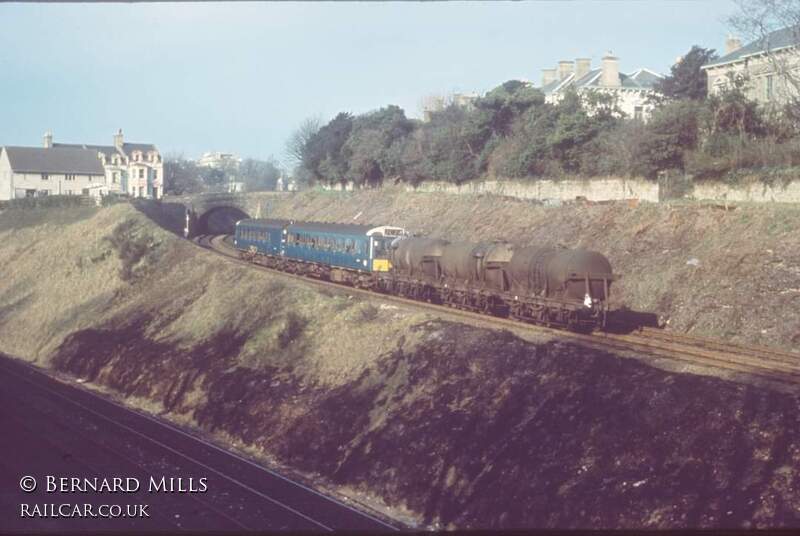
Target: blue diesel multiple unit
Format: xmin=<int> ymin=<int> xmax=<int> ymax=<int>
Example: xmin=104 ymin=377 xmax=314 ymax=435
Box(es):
xmin=234 ymin=219 xmax=406 ymax=272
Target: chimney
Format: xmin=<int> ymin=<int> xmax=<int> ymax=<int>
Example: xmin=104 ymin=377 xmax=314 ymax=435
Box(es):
xmin=113 ymin=128 xmax=124 ymax=149
xmin=541 ymin=68 xmax=557 ymax=86
xmin=725 ymin=35 xmax=742 ymax=55
xmin=558 ymin=60 xmax=575 ymax=81
xmin=601 ymin=52 xmax=620 ymax=87
xmin=43 ymin=131 xmax=53 ymax=149
xmin=575 ymin=58 xmax=591 ymax=80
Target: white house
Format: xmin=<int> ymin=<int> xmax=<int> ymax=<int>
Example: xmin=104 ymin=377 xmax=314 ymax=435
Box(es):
xmin=702 ymin=28 xmax=800 ymax=106
xmin=540 ymin=53 xmax=663 ymax=120
xmin=52 ymin=129 xmax=164 ymax=199
xmin=197 ymin=151 xmax=241 ymax=170
xmin=0 ymin=146 xmax=106 ymax=200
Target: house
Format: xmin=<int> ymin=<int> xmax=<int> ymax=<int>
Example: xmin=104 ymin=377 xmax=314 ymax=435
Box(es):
xmin=540 ymin=54 xmax=663 ymax=120
xmin=701 ymin=28 xmax=800 ymax=106
xmin=52 ymin=129 xmax=164 ymax=199
xmin=421 ymin=92 xmax=479 ymax=122
xmin=0 ymin=145 xmax=105 ymax=200
xmin=197 ymin=151 xmax=241 ymax=170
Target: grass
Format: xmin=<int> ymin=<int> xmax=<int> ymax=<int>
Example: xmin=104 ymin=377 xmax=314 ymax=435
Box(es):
xmin=0 ymin=205 xmax=100 ymax=232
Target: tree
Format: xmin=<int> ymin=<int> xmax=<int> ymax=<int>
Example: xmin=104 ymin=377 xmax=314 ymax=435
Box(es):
xmin=285 ymin=116 xmax=322 ymax=168
xmin=653 ymin=46 xmax=719 ymax=101
xmin=199 ymin=167 xmax=227 ymax=192
xmin=240 ymin=157 xmax=282 ymax=191
xmin=302 ymin=112 xmax=354 ymax=184
xmin=632 ymin=100 xmax=702 ymax=177
xmin=163 ymin=154 xmax=204 ymax=195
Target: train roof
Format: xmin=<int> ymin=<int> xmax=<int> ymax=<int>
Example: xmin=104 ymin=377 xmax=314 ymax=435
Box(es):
xmin=289 ymin=221 xmax=376 ymax=234
xmin=236 ymin=218 xmax=292 ymax=228
xmin=237 ymin=218 xmax=405 ymax=237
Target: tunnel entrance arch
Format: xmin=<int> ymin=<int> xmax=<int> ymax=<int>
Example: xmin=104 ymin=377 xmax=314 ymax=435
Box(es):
xmin=195 ymin=206 xmax=251 ymax=236
xmin=171 ymin=192 xmax=279 ymax=238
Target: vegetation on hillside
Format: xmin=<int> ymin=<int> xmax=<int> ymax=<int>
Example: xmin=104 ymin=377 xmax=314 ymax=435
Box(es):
xmin=291 ymin=45 xmax=800 ymax=186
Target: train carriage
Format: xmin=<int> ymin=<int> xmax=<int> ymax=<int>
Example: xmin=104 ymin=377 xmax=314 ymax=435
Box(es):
xmin=234 ymin=219 xmax=406 ymax=282
xmin=234 ymin=219 xmax=290 ymax=256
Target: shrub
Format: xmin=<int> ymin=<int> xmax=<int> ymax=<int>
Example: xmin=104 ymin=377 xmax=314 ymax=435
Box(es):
xmin=278 ymin=312 xmax=308 ymax=349
xmin=0 ymin=195 xmax=88 ymax=211
xmin=105 ymin=219 xmax=156 ymax=282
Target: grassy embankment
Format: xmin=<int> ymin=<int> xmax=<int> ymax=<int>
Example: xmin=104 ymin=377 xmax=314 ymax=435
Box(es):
xmin=1 ymin=199 xmax=799 ymax=529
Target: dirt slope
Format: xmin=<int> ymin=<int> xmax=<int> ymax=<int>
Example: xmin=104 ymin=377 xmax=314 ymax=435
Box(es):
xmin=1 ymin=200 xmax=799 ymax=529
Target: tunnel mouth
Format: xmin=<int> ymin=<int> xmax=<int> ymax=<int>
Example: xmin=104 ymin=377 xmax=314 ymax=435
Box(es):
xmin=197 ymin=206 xmax=251 ymax=236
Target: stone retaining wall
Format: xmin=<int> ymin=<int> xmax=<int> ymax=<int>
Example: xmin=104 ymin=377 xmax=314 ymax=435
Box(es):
xmin=321 ymin=176 xmax=800 ymax=204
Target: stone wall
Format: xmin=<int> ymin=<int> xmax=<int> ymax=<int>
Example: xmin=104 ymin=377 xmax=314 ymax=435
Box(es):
xmin=688 ymin=179 xmax=800 ymax=203
xmin=312 ymin=176 xmax=800 ymax=204
xmin=405 ymin=177 xmax=661 ymax=203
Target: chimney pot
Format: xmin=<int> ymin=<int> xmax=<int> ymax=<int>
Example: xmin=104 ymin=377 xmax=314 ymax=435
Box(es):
xmin=113 ymin=128 xmax=124 ymax=149
xmin=575 ymin=58 xmax=592 ymax=80
xmin=558 ymin=60 xmax=575 ymax=81
xmin=601 ymin=52 xmax=621 ymax=88
xmin=725 ymin=35 xmax=742 ymax=55
xmin=541 ymin=68 xmax=558 ymax=86
xmin=43 ymin=131 xmax=53 ymax=149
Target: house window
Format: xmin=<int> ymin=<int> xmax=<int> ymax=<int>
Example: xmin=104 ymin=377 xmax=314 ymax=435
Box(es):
xmin=41 ymin=173 xmax=49 ymax=180
xmin=65 ymin=174 xmax=75 ymax=181
xmin=112 ymin=172 xmax=118 ymax=183
xmin=25 ymin=189 xmax=36 ymax=198
xmin=139 ymin=169 xmax=144 ymax=179
xmin=766 ymin=75 xmax=774 ymax=100
xmin=153 ymin=169 xmax=158 ymax=180
xmin=38 ymin=190 xmax=49 ymax=197
xmin=634 ymin=106 xmax=644 ymax=121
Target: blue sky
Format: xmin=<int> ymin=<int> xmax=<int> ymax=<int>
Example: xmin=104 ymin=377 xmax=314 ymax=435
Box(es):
xmin=0 ymin=1 xmax=739 ymax=165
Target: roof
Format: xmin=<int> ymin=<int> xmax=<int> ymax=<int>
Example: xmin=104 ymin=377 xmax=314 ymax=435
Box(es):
xmin=53 ymin=142 xmax=158 ymax=159
xmin=288 ymin=222 xmax=376 ymax=235
xmin=123 ymin=143 xmax=157 ymax=154
xmin=543 ymin=67 xmax=663 ymax=96
xmin=237 ymin=218 xmax=292 ymax=229
xmin=54 ymin=143 xmax=119 ymax=160
xmin=2 ymin=146 xmax=105 ymax=175
xmin=703 ymin=26 xmax=800 ymax=69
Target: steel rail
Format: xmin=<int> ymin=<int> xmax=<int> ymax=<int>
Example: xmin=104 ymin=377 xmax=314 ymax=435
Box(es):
xmin=0 ymin=358 xmax=400 ymax=532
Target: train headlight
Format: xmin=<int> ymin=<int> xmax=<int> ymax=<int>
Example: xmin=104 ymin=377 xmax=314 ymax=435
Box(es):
xmin=584 ymin=293 xmax=592 ymax=308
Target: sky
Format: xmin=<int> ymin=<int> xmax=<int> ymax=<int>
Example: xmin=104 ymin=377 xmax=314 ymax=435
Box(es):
xmin=0 ymin=1 xmax=741 ymax=165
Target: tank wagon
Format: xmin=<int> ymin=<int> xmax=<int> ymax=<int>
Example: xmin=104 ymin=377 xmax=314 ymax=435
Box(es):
xmin=233 ymin=219 xmax=614 ymax=331
xmin=381 ymin=237 xmax=613 ymax=330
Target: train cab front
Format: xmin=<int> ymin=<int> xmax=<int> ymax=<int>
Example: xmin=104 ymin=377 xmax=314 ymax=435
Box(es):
xmin=367 ymin=226 xmax=407 ymax=272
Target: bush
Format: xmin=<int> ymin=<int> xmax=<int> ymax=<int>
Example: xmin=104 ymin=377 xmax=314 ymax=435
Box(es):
xmin=105 ymin=219 xmax=156 ymax=282
xmin=632 ymin=100 xmax=702 ymax=178
xmin=0 ymin=195 xmax=89 ymax=211
xmin=278 ymin=312 xmax=308 ymax=349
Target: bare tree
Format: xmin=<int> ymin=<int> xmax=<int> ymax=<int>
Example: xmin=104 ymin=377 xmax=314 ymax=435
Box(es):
xmin=284 ymin=116 xmax=322 ymax=167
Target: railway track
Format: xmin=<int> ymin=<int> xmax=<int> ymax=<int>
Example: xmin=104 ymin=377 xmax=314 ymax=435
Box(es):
xmin=194 ymin=234 xmax=800 ymax=390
